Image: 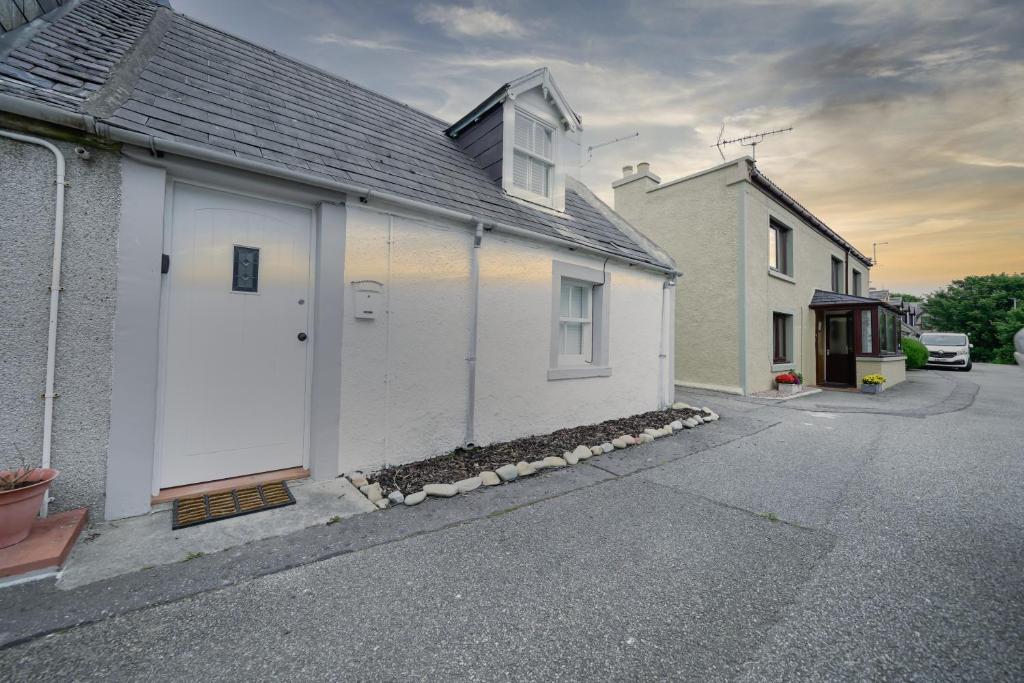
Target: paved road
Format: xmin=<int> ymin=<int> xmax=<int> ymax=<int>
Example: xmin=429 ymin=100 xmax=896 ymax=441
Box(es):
xmin=2 ymin=365 xmax=1022 ymax=680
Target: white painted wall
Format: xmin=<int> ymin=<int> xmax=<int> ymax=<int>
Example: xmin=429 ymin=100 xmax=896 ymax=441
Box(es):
xmin=337 ymin=204 xmax=667 ymax=474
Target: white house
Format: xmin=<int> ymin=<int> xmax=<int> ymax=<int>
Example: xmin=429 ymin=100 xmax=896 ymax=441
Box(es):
xmin=0 ymin=0 xmax=677 ymax=521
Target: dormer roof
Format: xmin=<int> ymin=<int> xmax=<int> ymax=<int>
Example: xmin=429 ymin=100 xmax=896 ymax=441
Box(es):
xmin=445 ymin=67 xmax=582 ymax=139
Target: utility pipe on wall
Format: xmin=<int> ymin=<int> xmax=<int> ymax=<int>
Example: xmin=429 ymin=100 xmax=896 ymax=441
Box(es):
xmin=464 ymin=223 xmax=484 ymax=448
xmin=659 ymin=277 xmax=676 ymax=408
xmin=1 ymin=129 xmax=67 ymax=518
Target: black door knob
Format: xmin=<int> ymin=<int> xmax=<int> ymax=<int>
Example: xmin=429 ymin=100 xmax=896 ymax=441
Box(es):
xmin=297 ymin=332 xmax=308 ymax=341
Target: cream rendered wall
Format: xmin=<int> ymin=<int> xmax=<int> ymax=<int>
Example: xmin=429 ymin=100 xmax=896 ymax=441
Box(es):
xmin=614 ymin=166 xmax=742 ymax=394
xmin=743 ymin=184 xmax=872 ymax=393
xmin=337 ymin=204 xmax=668 ymax=475
xmin=855 ymin=356 xmax=906 ymax=388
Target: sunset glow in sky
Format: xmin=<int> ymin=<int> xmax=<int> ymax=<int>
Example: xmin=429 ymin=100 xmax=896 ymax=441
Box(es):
xmin=174 ymin=0 xmax=1024 ymax=295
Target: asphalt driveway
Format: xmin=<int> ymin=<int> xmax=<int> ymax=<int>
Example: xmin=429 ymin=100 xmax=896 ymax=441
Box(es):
xmin=2 ymin=364 xmax=1022 ymax=680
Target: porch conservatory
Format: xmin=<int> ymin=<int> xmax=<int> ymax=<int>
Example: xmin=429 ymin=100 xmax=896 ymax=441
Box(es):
xmin=809 ymin=290 xmax=906 ymax=389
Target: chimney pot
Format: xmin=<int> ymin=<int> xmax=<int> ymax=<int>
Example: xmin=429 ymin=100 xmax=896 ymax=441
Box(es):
xmin=637 ymin=162 xmax=651 ymax=174
xmin=622 ymin=165 xmax=634 ymax=178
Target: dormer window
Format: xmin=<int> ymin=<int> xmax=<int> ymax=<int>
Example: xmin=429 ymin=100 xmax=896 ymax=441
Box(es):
xmin=513 ymin=111 xmax=553 ymax=198
xmin=445 ymin=68 xmax=582 ymax=213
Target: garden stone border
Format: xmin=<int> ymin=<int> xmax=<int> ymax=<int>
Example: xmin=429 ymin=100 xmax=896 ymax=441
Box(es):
xmin=346 ymin=404 xmax=720 ymax=510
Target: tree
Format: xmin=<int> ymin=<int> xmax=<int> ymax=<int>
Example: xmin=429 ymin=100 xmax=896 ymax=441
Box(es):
xmin=891 ymin=292 xmax=923 ymax=302
xmin=923 ymin=274 xmax=1024 ymax=363
xmin=994 ymin=307 xmax=1024 ymax=364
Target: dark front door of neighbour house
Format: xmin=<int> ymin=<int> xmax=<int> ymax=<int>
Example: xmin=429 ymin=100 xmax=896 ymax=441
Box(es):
xmin=824 ymin=312 xmax=855 ymax=386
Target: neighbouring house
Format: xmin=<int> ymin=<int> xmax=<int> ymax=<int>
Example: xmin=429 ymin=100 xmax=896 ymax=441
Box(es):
xmin=869 ymin=289 xmax=924 ymax=337
xmin=0 ymin=0 xmax=677 ymax=521
xmin=613 ymin=157 xmax=905 ymax=395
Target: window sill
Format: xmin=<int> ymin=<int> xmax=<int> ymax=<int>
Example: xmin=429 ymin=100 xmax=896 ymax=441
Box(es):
xmin=547 ymin=366 xmax=613 ymax=381
xmin=770 ymin=362 xmax=795 ymax=372
xmin=768 ymin=269 xmax=795 ymax=284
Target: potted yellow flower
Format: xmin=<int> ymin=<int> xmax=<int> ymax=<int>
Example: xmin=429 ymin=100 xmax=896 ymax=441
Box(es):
xmin=861 ymin=374 xmax=887 ymax=394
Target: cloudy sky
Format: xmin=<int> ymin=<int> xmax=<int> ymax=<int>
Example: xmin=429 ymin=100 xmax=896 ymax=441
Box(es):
xmin=172 ymin=0 xmax=1023 ymax=295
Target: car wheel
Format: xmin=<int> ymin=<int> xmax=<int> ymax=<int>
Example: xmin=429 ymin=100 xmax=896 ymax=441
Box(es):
xmin=962 ymin=361 xmax=972 ymax=371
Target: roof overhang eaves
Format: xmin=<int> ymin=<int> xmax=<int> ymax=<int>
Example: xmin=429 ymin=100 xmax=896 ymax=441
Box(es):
xmin=748 ymin=168 xmax=872 ymax=266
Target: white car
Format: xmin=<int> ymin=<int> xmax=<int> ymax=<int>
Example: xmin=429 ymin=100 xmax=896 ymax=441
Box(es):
xmin=920 ymin=332 xmax=973 ymax=371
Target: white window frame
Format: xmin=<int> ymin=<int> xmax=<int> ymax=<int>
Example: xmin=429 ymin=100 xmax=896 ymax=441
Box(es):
xmin=558 ymin=279 xmax=593 ymax=365
xmin=512 ymin=110 xmax=554 ymax=200
xmin=549 ymin=261 xmax=611 ymax=380
xmin=502 ymin=97 xmax=563 ymax=211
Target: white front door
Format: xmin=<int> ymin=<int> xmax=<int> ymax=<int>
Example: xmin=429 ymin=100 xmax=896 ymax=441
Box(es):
xmin=158 ymin=183 xmax=313 ymax=488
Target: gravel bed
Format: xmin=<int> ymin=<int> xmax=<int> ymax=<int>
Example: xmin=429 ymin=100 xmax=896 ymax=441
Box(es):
xmin=370 ymin=407 xmax=702 ymax=495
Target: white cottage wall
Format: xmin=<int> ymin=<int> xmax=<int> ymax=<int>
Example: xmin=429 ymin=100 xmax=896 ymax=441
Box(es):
xmin=338 ymin=206 xmax=473 ymax=473
xmin=337 ymin=205 xmax=668 ymax=474
xmin=474 ymin=235 xmax=666 ymax=446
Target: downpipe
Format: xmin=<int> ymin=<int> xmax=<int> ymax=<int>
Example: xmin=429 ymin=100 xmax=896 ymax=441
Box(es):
xmin=1 ymin=129 xmax=67 ymax=517
xmin=464 ymin=223 xmax=484 ymax=448
xmin=659 ymin=277 xmax=677 ymax=408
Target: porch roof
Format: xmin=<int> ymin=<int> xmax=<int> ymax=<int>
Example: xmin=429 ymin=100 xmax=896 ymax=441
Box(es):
xmin=810 ymin=289 xmax=900 ymax=312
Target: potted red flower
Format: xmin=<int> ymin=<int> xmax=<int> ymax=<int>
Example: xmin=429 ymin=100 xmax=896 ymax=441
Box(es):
xmin=775 ymin=371 xmax=803 ymax=396
xmin=0 ymin=465 xmax=59 ymax=549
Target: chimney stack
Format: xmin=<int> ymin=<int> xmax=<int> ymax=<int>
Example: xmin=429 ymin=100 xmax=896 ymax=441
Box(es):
xmin=622 ymin=165 xmax=634 ymax=178
xmin=637 ymin=161 xmax=651 ymax=175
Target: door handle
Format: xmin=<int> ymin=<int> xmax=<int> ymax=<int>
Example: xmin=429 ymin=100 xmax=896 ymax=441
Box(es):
xmin=297 ymin=332 xmax=308 ymax=341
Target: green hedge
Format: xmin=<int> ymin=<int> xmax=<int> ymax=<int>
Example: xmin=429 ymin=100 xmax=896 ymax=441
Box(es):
xmin=902 ymin=337 xmax=928 ymax=369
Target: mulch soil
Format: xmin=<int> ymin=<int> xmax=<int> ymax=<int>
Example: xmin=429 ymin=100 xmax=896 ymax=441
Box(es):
xmin=370 ymin=406 xmax=704 ymax=495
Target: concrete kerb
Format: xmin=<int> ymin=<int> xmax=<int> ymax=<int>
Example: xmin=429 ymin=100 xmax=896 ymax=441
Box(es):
xmin=678 ymin=371 xmax=978 ymax=419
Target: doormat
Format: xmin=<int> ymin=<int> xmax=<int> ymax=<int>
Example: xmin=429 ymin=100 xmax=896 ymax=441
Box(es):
xmin=172 ymin=481 xmax=295 ymax=530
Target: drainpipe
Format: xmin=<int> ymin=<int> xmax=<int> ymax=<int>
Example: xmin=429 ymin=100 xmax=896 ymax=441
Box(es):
xmin=1 ymin=129 xmax=67 ymax=518
xmin=465 ymin=222 xmax=484 ymax=447
xmin=659 ymin=277 xmax=675 ymax=407
xmin=844 ymin=248 xmax=850 ymax=294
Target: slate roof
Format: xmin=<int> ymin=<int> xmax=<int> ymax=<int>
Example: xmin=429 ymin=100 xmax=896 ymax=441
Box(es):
xmin=0 ymin=0 xmax=672 ymax=271
xmin=810 ymin=289 xmax=899 ymax=311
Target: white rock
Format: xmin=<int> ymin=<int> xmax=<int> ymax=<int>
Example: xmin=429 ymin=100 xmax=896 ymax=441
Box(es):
xmin=564 ymin=452 xmax=579 ymax=465
xmin=622 ymin=435 xmax=637 ymax=446
xmin=601 ymin=442 xmax=614 ymax=453
xmin=693 ymin=415 xmax=705 ymax=424
xmin=347 ymin=473 xmax=369 ymax=488
xmin=530 ymin=460 xmax=549 ymax=470
xmin=404 ymin=491 xmax=427 ymax=506
xmin=375 ymin=498 xmax=390 ymax=509
xmin=672 ymin=402 xmax=691 ymax=410
xmin=644 ymin=428 xmax=659 ymax=436
xmin=638 ymin=433 xmax=654 ymax=444
xmin=670 ymin=420 xmax=683 ymax=431
xmin=496 ymin=464 xmax=519 ymax=481
xmin=480 ymin=471 xmax=501 ymax=486
xmin=423 ymin=483 xmax=459 ymax=498
xmin=706 ymin=412 xmax=720 ymax=421
xmin=359 ymin=482 xmax=383 ymax=502
xmin=388 ymin=490 xmax=405 ymax=505
xmin=590 ymin=446 xmax=604 ymax=456
xmin=572 ymin=445 xmax=592 ymax=461
xmin=683 ymin=417 xmax=699 ymax=428
xmin=455 ymin=476 xmax=482 ymax=493
xmin=516 ymin=461 xmax=537 ymax=476
xmin=542 ymin=456 xmax=567 ymax=468
xmin=612 ymin=437 xmax=629 ymax=449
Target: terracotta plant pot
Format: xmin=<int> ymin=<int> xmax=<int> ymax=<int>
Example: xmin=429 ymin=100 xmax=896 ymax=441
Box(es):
xmin=0 ymin=468 xmax=59 ymax=549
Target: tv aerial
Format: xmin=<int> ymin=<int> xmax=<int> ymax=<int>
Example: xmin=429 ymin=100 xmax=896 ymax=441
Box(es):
xmin=713 ymin=124 xmax=792 ymax=161
xmin=582 ymin=131 xmax=639 ymax=166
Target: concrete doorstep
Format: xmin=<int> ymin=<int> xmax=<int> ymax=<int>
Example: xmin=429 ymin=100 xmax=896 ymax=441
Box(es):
xmin=56 ymin=477 xmax=375 ymax=590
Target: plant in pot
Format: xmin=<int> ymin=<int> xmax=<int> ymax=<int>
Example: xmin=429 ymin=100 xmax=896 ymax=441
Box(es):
xmin=861 ymin=373 xmax=887 ymax=394
xmin=775 ymin=371 xmax=803 ymax=396
xmin=0 ymin=453 xmax=59 ymax=549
